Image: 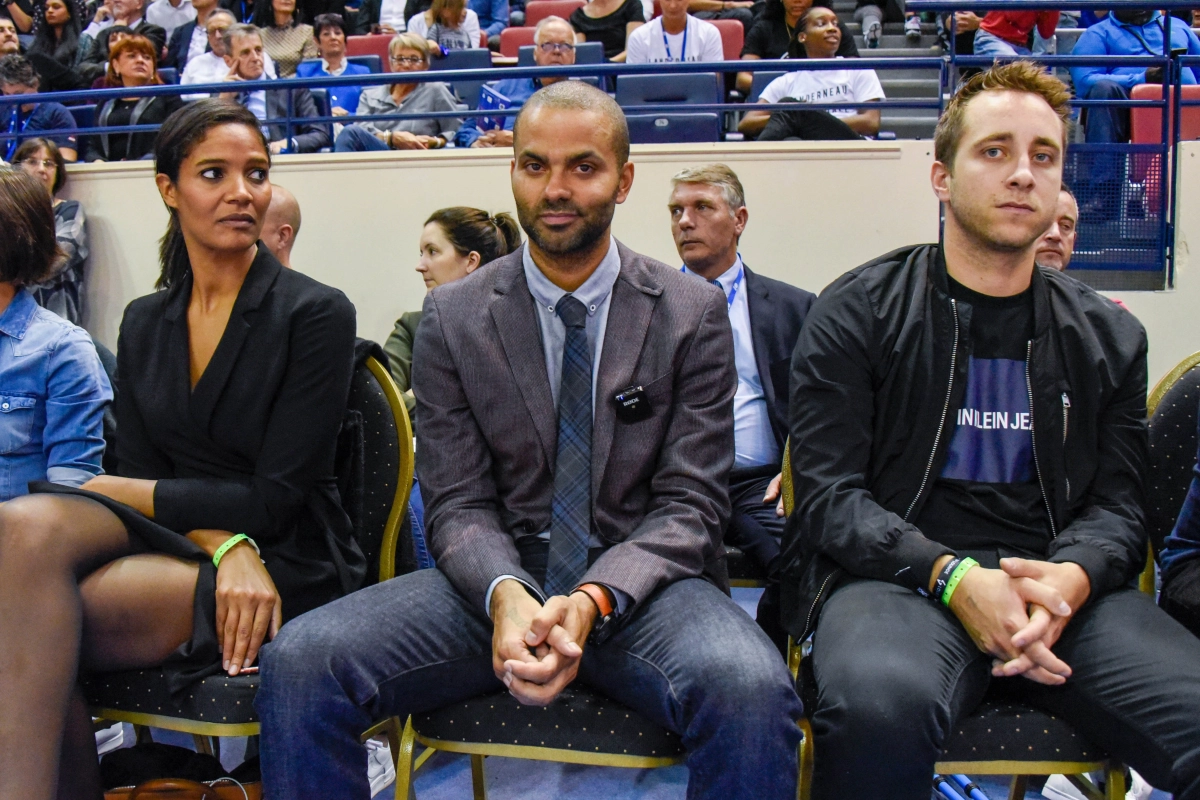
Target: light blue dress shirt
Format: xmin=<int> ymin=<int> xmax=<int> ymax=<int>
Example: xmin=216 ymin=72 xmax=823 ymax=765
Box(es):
xmin=684 ymin=257 xmax=779 ymax=469
xmin=0 ymin=289 xmax=111 ymax=500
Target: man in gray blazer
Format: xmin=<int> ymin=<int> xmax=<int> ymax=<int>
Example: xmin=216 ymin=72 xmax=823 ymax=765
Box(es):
xmin=256 ymin=81 xmax=803 ymax=799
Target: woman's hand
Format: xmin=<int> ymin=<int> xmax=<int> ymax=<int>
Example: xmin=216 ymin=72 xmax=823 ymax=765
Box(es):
xmin=214 ymin=540 xmax=282 ymax=675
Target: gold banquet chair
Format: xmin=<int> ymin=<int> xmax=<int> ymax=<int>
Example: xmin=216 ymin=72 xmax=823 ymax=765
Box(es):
xmin=86 ymin=355 xmax=415 ymax=762
xmin=780 ymin=437 xmax=1143 ymax=800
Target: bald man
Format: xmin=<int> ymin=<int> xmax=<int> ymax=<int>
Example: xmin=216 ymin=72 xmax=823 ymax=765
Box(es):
xmin=261 ymin=184 xmax=301 ymax=268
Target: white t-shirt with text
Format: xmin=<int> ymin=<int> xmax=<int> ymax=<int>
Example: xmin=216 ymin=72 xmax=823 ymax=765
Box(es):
xmin=625 ymin=15 xmax=724 ymax=64
xmin=759 ymin=61 xmax=885 ymax=119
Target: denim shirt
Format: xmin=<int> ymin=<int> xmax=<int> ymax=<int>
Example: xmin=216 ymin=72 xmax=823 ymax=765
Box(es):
xmin=0 ymin=288 xmax=111 ymax=500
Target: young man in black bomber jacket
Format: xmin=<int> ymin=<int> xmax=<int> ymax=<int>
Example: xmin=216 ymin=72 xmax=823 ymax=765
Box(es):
xmin=780 ymin=61 xmax=1200 ymax=800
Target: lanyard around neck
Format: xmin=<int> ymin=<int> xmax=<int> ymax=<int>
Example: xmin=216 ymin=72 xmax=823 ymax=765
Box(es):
xmin=681 ymin=262 xmax=743 ymax=310
xmin=661 ymin=18 xmax=688 ymax=62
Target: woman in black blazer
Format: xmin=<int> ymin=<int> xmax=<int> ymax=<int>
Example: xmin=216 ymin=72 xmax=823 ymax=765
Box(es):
xmin=0 ymin=100 xmax=364 ymax=798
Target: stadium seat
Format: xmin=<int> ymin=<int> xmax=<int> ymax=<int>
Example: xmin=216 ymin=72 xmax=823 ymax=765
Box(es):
xmin=523 ymin=0 xmax=584 ymax=27
xmin=626 ymin=112 xmax=720 ymax=143
xmin=300 ymin=54 xmax=383 ymax=74
xmin=347 ymin=34 xmax=395 ymax=71
xmin=157 ymin=67 xmax=178 ymax=84
xmin=709 ymin=19 xmax=743 ymax=62
xmin=1130 ymin=83 xmax=1200 ymax=145
xmin=428 ymin=48 xmax=492 ymax=109
xmin=615 ymin=72 xmax=721 ymax=106
xmin=68 ymin=104 xmax=95 ymax=131
xmin=747 ymin=70 xmax=785 ymax=103
xmin=516 ymin=40 xmax=603 ymax=65
xmin=500 ymin=25 xmax=535 ymax=56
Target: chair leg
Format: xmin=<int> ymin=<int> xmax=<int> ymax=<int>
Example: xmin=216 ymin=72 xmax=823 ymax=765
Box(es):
xmin=393 ymin=716 xmax=418 ymax=800
xmin=192 ymin=734 xmax=217 ymax=759
xmin=1105 ymin=763 xmax=1127 ymax=800
xmin=797 ymin=719 xmax=813 ymax=800
xmin=1008 ymin=775 xmax=1028 ymax=800
xmin=134 ymin=724 xmax=153 ymax=745
xmin=470 ymin=754 xmax=488 ymax=800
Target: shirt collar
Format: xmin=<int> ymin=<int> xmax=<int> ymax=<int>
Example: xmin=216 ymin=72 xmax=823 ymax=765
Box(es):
xmin=522 ymin=236 xmax=621 ymax=319
xmin=0 ymin=288 xmax=39 ymax=340
xmin=322 ymin=58 xmax=346 ymax=75
xmin=682 ymin=254 xmax=743 ymax=290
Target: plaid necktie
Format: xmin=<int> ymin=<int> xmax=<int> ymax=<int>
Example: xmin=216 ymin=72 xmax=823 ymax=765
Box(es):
xmin=544 ymin=295 xmax=592 ymax=598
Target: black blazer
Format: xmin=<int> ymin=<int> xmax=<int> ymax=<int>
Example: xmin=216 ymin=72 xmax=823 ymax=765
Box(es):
xmin=85 ymin=95 xmax=183 ymax=162
xmin=355 ymin=0 xmax=430 ymax=33
xmin=115 ymin=247 xmax=364 ymax=619
xmin=744 ymin=264 xmax=816 ymax=452
xmin=263 ymin=86 xmax=331 ymax=152
xmin=165 ymin=19 xmax=200 ymax=70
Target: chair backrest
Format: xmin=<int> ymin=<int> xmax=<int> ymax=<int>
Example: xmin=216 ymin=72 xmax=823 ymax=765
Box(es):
xmin=516 ymin=39 xmax=603 ymax=67
xmin=428 ymin=48 xmax=493 ymax=108
xmin=524 ymin=0 xmax=584 ymax=27
xmin=501 ymin=25 xmax=535 ymax=56
xmin=345 ymin=355 xmax=415 ymax=584
xmin=68 ymin=104 xmax=96 ymax=130
xmin=1147 ymin=351 xmax=1200 ymax=557
xmin=615 ymin=72 xmax=721 ymax=106
xmin=157 ymin=67 xmax=178 ymax=84
xmin=1130 ymin=83 xmax=1200 ymax=144
xmin=347 ymin=33 xmax=395 ymax=71
xmin=349 ymin=54 xmax=383 ymax=73
xmin=708 ymin=18 xmax=743 ymax=61
xmin=748 ymin=70 xmax=785 ymax=102
xmin=626 ymin=112 xmax=720 ymax=143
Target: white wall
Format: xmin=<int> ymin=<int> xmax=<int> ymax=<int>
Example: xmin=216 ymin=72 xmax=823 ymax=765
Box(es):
xmin=64 ymin=139 xmax=1198 ymax=385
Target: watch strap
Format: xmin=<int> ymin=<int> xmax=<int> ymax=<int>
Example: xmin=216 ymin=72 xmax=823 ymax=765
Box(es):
xmin=575 ymin=583 xmax=614 ymax=618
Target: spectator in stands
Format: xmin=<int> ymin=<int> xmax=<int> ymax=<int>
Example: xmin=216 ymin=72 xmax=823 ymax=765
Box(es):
xmin=856 ymin=0 xmax=922 ymax=49
xmin=13 ymin=137 xmax=88 ymax=323
xmin=220 ymin=0 xmax=257 ymax=22
xmin=738 ymin=7 xmax=883 ymax=139
xmin=25 ymin=0 xmax=88 ymax=91
xmin=260 ymin=182 xmax=300 ymax=266
xmin=147 ymin=0 xmax=197 ymax=39
xmin=973 ymin=10 xmax=1058 ymax=58
xmin=2 ymin=0 xmax=33 ymax=34
xmin=295 ymin=13 xmax=368 ymax=113
xmin=456 ymin=15 xmax=573 ymax=147
xmin=250 ymin=0 xmax=317 ymax=75
xmin=0 ymin=15 xmax=20 ymax=55
xmin=181 ymin=8 xmax=277 ymax=94
xmin=668 ymin=164 xmax=814 ymax=643
xmin=1033 ymin=187 xmax=1078 ymax=271
xmin=80 ymin=0 xmax=167 ymax=63
xmin=86 ymin=35 xmax=183 ymax=161
xmin=219 ymin=22 xmax=330 ymax=152
xmin=786 ymin=60 xmax=1200 ymax=800
xmin=625 ymin=0 xmax=723 ymax=64
xmin=351 ymin=0 xmax=414 ymax=35
xmin=0 ymin=99 xmax=365 ymax=799
xmin=1160 ymin=405 xmax=1200 ymax=639
xmin=467 ymin=0 xmax=505 ymax=50
xmin=687 ymin=0 xmax=753 ymax=34
xmin=0 ymin=54 xmax=78 ymax=161
xmin=333 ymin=33 xmax=460 ymax=150
xmin=258 ymin=79 xmax=804 ymax=799
xmin=569 ymin=0 xmax=643 ymax=62
xmin=737 ymin=0 xmax=858 ymax=94
xmin=407 ymin=0 xmax=481 ymax=52
xmin=165 ymin=0 xmax=218 ymax=69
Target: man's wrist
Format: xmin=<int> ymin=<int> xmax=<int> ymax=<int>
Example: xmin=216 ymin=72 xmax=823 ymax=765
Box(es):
xmin=490 ymin=577 xmax=536 ymax=620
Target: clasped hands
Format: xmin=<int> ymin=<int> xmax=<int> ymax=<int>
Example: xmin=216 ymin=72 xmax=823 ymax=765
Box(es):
xmin=944 ymin=557 xmax=1091 ymax=686
xmin=489 ymin=579 xmax=599 ymax=705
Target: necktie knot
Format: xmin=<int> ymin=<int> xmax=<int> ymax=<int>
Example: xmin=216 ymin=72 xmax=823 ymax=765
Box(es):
xmin=556 ymin=295 xmax=588 ymax=329
xmin=709 ymin=278 xmax=721 ymax=287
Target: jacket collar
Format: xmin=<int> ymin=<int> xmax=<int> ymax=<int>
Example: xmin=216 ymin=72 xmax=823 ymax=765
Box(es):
xmin=0 ymin=288 xmax=39 ymax=340
xmin=930 ymin=244 xmax=1052 ymax=338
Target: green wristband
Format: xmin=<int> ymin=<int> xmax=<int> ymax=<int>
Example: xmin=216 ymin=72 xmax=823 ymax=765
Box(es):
xmin=212 ymin=533 xmax=251 ymax=568
xmin=940 ymin=557 xmax=978 ymax=607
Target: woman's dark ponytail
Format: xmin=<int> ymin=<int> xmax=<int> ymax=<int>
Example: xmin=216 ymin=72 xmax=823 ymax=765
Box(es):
xmin=490 ymin=212 xmax=523 ymax=258
xmin=425 ymin=206 xmax=524 ymax=266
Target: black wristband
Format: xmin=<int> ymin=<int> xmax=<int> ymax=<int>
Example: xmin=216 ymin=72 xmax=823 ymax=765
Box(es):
xmin=931 ymin=556 xmax=962 ymax=604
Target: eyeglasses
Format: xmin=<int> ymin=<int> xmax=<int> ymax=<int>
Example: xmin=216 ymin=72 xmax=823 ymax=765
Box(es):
xmin=18 ymin=158 xmax=56 ymax=170
xmin=389 ymin=55 xmax=425 ymax=66
xmin=537 ymin=41 xmax=574 ymax=53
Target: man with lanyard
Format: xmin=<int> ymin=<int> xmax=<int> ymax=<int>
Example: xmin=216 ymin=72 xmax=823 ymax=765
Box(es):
xmin=0 ymin=55 xmax=77 ymax=161
xmin=625 ymin=0 xmax=722 ymax=64
xmin=669 ymin=163 xmax=814 ymax=645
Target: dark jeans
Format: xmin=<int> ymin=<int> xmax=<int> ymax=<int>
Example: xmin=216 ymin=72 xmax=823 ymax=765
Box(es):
xmin=334 ymin=123 xmax=390 ymax=152
xmin=808 ymin=578 xmax=1200 ymax=800
xmin=758 ymin=106 xmax=862 ymax=141
xmin=256 ymin=569 xmax=803 ymax=799
xmin=1082 ymin=80 xmax=1131 ymax=208
xmin=725 ymin=464 xmax=785 ymax=574
xmin=1084 ymin=79 xmax=1131 ymax=145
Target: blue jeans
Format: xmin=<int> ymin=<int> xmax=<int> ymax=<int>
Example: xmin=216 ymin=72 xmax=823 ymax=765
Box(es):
xmin=408 ymin=479 xmax=433 ymax=569
xmin=973 ymin=29 xmax=1031 ymax=58
xmin=334 ymin=124 xmax=390 ymax=152
xmin=257 ymin=569 xmax=803 ymax=799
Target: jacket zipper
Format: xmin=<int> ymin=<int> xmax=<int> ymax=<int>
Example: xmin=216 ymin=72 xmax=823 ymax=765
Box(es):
xmin=802 ymin=571 xmax=837 ymax=641
xmin=1027 ymin=341 xmax=1058 ymax=538
xmin=904 ymin=298 xmax=959 ymax=522
xmin=1062 ymin=392 xmax=1071 ymax=500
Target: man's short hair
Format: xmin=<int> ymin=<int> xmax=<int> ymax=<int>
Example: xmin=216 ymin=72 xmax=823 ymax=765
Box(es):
xmin=534 ymin=14 xmax=572 ymax=42
xmin=390 ymin=31 xmax=430 ymax=60
xmin=206 ymin=9 xmax=236 ymax=28
xmin=934 ymin=60 xmax=1072 ymax=171
xmin=0 ymin=54 xmax=38 ymax=87
xmin=313 ymin=12 xmax=346 ymax=39
xmin=670 ymin=164 xmax=746 ymax=214
xmin=222 ymin=22 xmax=261 ymax=54
xmin=514 ymin=80 xmax=630 ymax=167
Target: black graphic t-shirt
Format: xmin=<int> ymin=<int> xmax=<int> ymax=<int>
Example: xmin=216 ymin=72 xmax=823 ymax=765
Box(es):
xmin=915 ymin=276 xmax=1052 ymax=556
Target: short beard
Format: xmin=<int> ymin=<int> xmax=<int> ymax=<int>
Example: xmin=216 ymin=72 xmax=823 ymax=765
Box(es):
xmin=948 ymin=185 xmax=1045 ymax=254
xmin=516 ymin=196 xmax=616 ymax=256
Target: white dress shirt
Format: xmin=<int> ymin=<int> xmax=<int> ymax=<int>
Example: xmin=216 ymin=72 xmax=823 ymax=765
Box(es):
xmin=186 ymin=21 xmax=208 ymax=64
xmin=378 ymin=0 xmax=407 ymax=30
xmin=180 ymin=50 xmax=278 ymax=99
xmin=146 ymin=0 xmax=196 ymax=38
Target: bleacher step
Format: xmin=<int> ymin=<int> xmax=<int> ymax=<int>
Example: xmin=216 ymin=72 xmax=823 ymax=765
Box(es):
xmin=878 ymin=77 xmax=942 ymax=97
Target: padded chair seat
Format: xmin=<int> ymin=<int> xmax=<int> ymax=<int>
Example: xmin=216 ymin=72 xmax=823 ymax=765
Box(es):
xmin=725 ymin=544 xmax=766 ymax=582
xmin=939 ymin=701 xmax=1104 ymax=763
xmin=412 ymin=686 xmax=685 ymax=758
xmin=84 ymin=669 xmax=259 ymax=726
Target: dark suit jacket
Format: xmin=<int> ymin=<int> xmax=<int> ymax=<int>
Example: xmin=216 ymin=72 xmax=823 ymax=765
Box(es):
xmin=165 ymin=19 xmax=200 ymax=70
xmin=412 ymin=241 xmax=737 ymax=615
xmin=743 ymin=265 xmax=816 ymax=453
xmin=115 ymin=247 xmax=364 ymax=619
xmin=354 ymin=0 xmax=430 ymax=33
xmin=262 ymin=86 xmax=331 ymax=152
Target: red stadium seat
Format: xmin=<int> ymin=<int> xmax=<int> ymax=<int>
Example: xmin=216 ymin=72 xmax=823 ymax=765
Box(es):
xmin=500 ymin=26 xmax=536 ymax=56
xmin=709 ymin=18 xmax=743 ymax=61
xmin=347 ymin=34 xmax=395 ymax=71
xmin=1129 ymin=83 xmax=1200 ymax=144
xmin=652 ymin=0 xmax=661 ymax=17
xmin=523 ymin=0 xmax=585 ymax=27
xmin=480 ymin=30 xmax=488 ymax=47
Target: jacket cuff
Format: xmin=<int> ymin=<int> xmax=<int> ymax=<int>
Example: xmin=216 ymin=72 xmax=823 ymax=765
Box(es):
xmin=891 ymin=534 xmax=956 ymax=594
xmin=1048 ymin=543 xmax=1116 ymax=598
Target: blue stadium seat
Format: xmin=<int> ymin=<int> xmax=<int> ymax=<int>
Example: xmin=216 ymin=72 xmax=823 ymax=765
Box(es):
xmin=626 ymin=112 xmax=720 ymax=144
xmin=747 ymin=70 xmax=784 ymax=103
xmin=516 ymin=40 xmax=603 ymax=66
xmin=68 ymin=104 xmax=95 ymax=131
xmin=157 ymin=67 xmax=178 ymax=84
xmin=308 ymin=88 xmax=333 ymax=151
xmin=615 ymin=73 xmax=721 ymax=107
xmin=428 ymin=49 xmax=492 ymax=109
xmin=349 ymin=54 xmax=382 ymax=73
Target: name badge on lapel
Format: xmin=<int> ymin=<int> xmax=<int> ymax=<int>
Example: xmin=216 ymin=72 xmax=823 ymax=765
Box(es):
xmin=612 ymin=385 xmax=653 ymax=423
